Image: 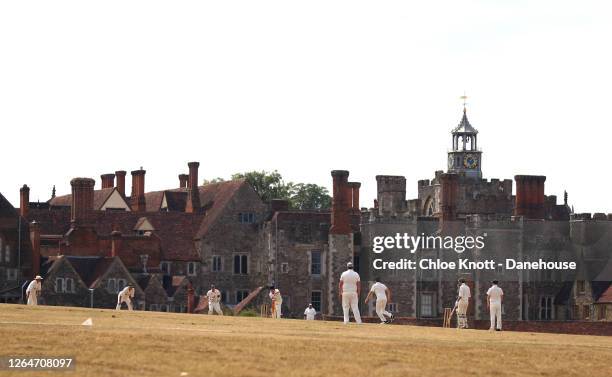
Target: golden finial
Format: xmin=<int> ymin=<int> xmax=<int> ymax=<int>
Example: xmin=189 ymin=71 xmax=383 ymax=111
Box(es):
xmin=460 ymin=92 xmax=468 ymax=113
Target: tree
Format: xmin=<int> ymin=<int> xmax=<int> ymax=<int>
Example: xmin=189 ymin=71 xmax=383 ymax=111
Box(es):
xmin=231 ymin=170 xmax=293 ymax=203
xmin=289 ymin=183 xmax=331 ymax=210
xmin=202 ymin=177 xmax=225 ymax=185
xmin=231 ymin=170 xmax=331 ymax=210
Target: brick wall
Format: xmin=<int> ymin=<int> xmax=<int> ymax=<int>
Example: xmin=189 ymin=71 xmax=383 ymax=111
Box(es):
xmin=323 ymin=315 xmax=612 ymax=336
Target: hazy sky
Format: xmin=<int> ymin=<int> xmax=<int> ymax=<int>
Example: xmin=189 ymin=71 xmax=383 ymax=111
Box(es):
xmin=1 ymin=1 xmax=610 ymax=213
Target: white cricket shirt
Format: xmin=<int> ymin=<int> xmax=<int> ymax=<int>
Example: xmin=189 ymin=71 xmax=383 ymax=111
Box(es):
xmin=340 ymin=270 xmax=360 ymax=293
xmin=370 ymin=282 xmax=388 ymax=301
xmin=487 ymin=285 xmax=504 ymax=305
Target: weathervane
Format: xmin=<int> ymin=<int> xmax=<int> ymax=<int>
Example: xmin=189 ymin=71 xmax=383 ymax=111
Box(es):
xmin=460 ymin=92 xmax=468 ymax=112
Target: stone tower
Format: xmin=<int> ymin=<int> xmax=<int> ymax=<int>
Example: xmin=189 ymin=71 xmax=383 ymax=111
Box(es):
xmin=447 ymin=108 xmax=482 ymax=179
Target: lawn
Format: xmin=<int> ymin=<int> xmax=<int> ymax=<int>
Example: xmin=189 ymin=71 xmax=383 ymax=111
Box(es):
xmin=0 ymin=304 xmax=610 ymax=377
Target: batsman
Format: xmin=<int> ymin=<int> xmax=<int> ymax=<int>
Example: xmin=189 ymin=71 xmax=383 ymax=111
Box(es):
xmin=456 ymin=278 xmax=471 ymax=329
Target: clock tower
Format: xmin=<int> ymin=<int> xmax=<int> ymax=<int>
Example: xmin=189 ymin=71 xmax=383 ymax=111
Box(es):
xmin=447 ymin=107 xmax=482 ymax=179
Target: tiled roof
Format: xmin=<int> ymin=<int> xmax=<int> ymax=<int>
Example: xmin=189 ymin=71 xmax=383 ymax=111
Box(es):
xmin=596 ymin=283 xmax=612 ymax=303
xmin=65 ymin=256 xmax=116 ymax=288
xmin=48 ymin=188 xmax=119 ymax=210
xmin=193 ymin=180 xmax=247 ymax=239
xmin=0 ymin=192 xmax=17 ymax=218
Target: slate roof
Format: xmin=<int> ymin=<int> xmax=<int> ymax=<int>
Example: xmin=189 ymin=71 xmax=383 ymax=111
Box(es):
xmin=452 ymin=109 xmax=478 ymax=134
xmin=596 ymin=283 xmax=612 ymax=303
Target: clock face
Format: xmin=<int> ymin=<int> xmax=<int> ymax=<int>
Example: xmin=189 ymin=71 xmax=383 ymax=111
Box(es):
xmin=463 ymin=154 xmax=478 ymax=169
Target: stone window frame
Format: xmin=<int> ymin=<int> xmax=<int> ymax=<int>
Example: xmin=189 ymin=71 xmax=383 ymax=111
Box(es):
xmin=211 ymin=255 xmax=222 ymax=272
xmin=186 ymin=261 xmax=197 ymax=276
xmin=310 ymin=290 xmax=322 ymax=312
xmin=419 ymin=292 xmax=435 ymax=317
xmin=54 ymin=278 xmax=74 ymax=294
xmin=280 ymin=262 xmax=289 ymax=274
xmin=233 ymin=254 xmax=248 ymax=275
xmin=539 ymin=295 xmax=554 ymax=320
xmin=238 ymin=212 xmax=256 ymax=224
xmin=309 ymin=250 xmax=323 ymax=276
xmin=4 ymin=245 xmax=10 ymax=263
xmin=160 ymin=261 xmax=171 ymax=276
xmin=388 ymin=302 xmax=398 ymax=313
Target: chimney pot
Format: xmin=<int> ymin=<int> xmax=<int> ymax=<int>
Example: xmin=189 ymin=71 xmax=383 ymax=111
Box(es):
xmin=70 ymin=178 xmax=95 ymax=224
xmin=179 ymin=174 xmax=189 ymax=188
xmin=130 ymin=169 xmax=146 ymax=211
xmin=115 ymin=171 xmax=127 ymax=196
xmin=185 ymin=162 xmax=201 ymax=213
xmin=101 ymin=173 xmax=115 ymax=189
xmin=330 ymin=170 xmax=351 ymax=235
xmin=20 ymin=184 xmax=30 ymax=217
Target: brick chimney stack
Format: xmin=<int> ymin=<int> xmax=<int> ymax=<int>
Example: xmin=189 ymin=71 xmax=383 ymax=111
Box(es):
xmin=101 ymin=173 xmax=115 ymax=189
xmin=179 ymin=174 xmax=189 ymax=188
xmin=19 ymin=184 xmax=30 ymax=217
xmin=110 ymin=230 xmax=122 ymax=258
xmin=349 ymin=182 xmax=361 ymax=213
xmin=330 ymin=170 xmax=351 ymax=235
xmin=185 ymin=162 xmax=201 ymax=213
xmin=70 ymin=178 xmax=95 ymax=224
xmin=514 ymin=175 xmax=546 ymax=219
xmin=115 ymin=171 xmax=126 ymax=196
xmin=130 ymin=169 xmax=146 ymax=212
xmin=29 ymin=220 xmax=41 ymax=278
xmin=440 ymin=173 xmax=459 ymax=222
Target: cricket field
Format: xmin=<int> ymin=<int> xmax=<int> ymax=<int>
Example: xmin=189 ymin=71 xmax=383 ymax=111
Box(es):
xmin=0 ymin=304 xmax=611 ymax=377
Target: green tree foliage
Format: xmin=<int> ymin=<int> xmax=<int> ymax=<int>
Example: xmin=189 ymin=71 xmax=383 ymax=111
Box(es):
xmin=289 ymin=183 xmax=332 ymax=210
xmin=202 ymin=177 xmax=226 ymax=185
xmin=231 ymin=170 xmax=331 ymax=210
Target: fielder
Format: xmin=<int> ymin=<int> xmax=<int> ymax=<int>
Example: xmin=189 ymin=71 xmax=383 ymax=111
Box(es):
xmin=269 ymin=286 xmax=282 ymax=319
xmin=365 ymin=277 xmax=394 ymax=324
xmin=25 ymin=275 xmax=43 ymax=306
xmin=339 ymin=261 xmax=362 ymax=324
xmin=304 ymin=303 xmax=316 ymax=320
xmin=487 ymin=280 xmax=504 ymax=331
xmin=456 ymin=278 xmax=471 ymax=329
xmin=116 ymin=285 xmax=135 ymax=310
xmin=206 ymin=284 xmax=223 ymax=315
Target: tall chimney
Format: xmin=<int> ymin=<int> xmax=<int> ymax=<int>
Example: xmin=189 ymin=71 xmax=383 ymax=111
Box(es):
xmin=330 ymin=170 xmax=351 ymax=235
xmin=19 ymin=184 xmax=30 ymax=217
xmin=115 ymin=171 xmax=127 ymax=196
xmin=514 ymin=175 xmax=546 ymax=219
xmin=349 ymin=182 xmax=361 ymax=212
xmin=71 ymin=178 xmax=95 ymax=224
xmin=185 ymin=162 xmax=201 ymax=213
xmin=111 ymin=230 xmax=122 ymax=258
xmin=101 ymin=173 xmax=115 ymax=189
xmin=179 ymin=174 xmax=189 ymax=188
xmin=440 ymin=173 xmax=459 ymax=222
xmin=29 ymin=220 xmax=41 ymax=278
xmin=130 ymin=169 xmax=146 ymax=212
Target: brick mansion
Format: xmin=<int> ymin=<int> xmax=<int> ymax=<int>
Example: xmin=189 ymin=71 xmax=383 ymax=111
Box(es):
xmin=1 ymin=108 xmax=611 ymax=325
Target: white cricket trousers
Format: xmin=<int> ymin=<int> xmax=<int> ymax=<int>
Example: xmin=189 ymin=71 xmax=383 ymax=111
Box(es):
xmin=342 ymin=292 xmax=362 ymax=324
xmin=490 ymin=302 xmax=502 ymax=330
xmin=273 ymin=302 xmax=282 ymax=318
xmin=456 ymin=298 xmax=468 ymax=328
xmin=116 ymin=298 xmax=133 ymax=311
xmin=375 ymin=298 xmax=392 ymax=322
xmin=208 ymin=302 xmax=223 ymax=315
xmin=27 ymin=294 xmax=38 ymax=306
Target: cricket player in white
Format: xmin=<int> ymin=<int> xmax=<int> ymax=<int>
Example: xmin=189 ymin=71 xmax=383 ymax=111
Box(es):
xmin=339 ymin=261 xmax=362 ymax=324
xmin=304 ymin=303 xmax=316 ymax=320
xmin=487 ymin=280 xmax=504 ymax=331
xmin=207 ymin=284 xmax=223 ymax=315
xmin=269 ymin=286 xmax=282 ymax=319
xmin=456 ymin=278 xmax=471 ymax=329
xmin=26 ymin=275 xmax=43 ymax=306
xmin=116 ymin=285 xmax=135 ymax=310
xmin=365 ymin=277 xmax=394 ymax=324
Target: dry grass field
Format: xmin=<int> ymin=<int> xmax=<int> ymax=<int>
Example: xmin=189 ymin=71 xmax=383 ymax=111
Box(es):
xmin=0 ymin=304 xmax=611 ymax=377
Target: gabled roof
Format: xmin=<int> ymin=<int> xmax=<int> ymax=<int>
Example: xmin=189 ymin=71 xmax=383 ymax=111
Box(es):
xmin=452 ymin=109 xmax=478 ymax=134
xmin=0 ymin=192 xmax=17 ymax=219
xmin=48 ymin=188 xmax=128 ymax=211
xmin=194 ymin=179 xmax=248 ymax=239
xmin=596 ymin=283 xmax=612 ymax=304
xmin=64 ymin=255 xmax=116 ymax=288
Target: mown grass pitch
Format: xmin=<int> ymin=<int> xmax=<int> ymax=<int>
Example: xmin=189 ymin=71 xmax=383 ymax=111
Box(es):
xmin=0 ymin=304 xmax=611 ymax=377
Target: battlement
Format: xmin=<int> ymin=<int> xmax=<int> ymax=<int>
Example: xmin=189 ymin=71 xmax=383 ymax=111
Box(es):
xmin=376 ymin=175 xmax=406 ymax=193
xmin=570 ymin=213 xmax=612 ymax=221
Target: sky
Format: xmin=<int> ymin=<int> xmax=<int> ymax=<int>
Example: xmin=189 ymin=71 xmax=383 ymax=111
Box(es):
xmin=1 ymin=1 xmax=611 ymax=213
